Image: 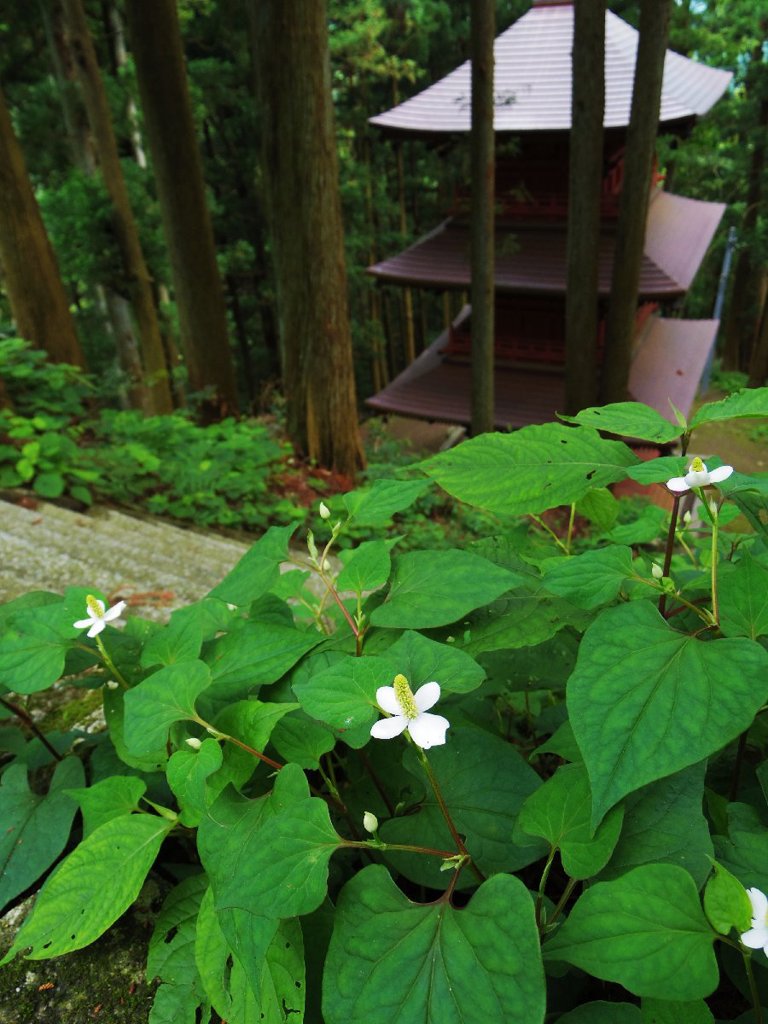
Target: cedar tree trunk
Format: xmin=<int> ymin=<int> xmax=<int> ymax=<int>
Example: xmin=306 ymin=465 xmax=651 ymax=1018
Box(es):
xmin=251 ymin=0 xmax=364 ymax=475
xmin=601 ymin=0 xmax=670 ymax=404
xmin=124 ymin=0 xmax=239 ymax=417
xmin=470 ymin=0 xmax=495 ymax=436
xmin=62 ymin=0 xmax=173 ymax=413
xmin=565 ymin=0 xmax=605 ymax=414
xmin=0 ymin=85 xmax=85 ymax=368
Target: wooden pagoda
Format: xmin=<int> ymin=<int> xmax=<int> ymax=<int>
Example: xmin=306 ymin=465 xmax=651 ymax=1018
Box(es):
xmin=365 ymin=0 xmax=732 ymax=430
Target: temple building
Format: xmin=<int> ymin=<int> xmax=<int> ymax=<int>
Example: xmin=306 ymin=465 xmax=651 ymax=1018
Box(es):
xmin=365 ymin=0 xmax=732 ymax=430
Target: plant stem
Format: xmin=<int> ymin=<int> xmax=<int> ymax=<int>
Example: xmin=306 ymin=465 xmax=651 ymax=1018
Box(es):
xmin=566 ymin=503 xmax=576 ymax=555
xmin=416 ymin=747 xmax=485 ymax=884
xmin=94 ymin=634 xmax=130 ymax=689
xmin=0 ymin=695 xmax=64 ymax=761
xmin=342 ymin=838 xmax=456 ymax=858
xmin=548 ymin=877 xmax=578 ymax=930
xmin=535 ymin=847 xmax=556 ymax=932
xmin=529 ymin=514 xmax=569 ymax=555
xmin=743 ymin=948 xmax=764 ymax=1024
xmin=658 ymin=494 xmax=681 ymax=617
xmin=710 ymin=504 xmax=721 ymax=627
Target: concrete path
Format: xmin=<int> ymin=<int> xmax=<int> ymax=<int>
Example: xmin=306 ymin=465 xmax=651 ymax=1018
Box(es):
xmin=1 ymin=498 xmax=251 ymax=620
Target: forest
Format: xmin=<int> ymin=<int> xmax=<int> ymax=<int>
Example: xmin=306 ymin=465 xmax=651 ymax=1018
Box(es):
xmin=1 ymin=0 xmax=765 ymax=475
xmin=4 ymin=3 xmax=768 ymax=1024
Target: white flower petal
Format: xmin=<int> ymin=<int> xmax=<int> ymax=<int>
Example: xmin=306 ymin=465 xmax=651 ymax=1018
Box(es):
xmin=375 ymin=686 xmax=401 ymax=715
xmin=414 ymin=681 xmax=440 ymax=713
xmin=370 ymin=715 xmax=408 ymax=740
xmin=73 ymin=616 xmax=95 ymax=629
xmin=741 ymin=926 xmax=768 ymax=950
xmin=407 ymin=712 xmax=450 ymax=749
xmin=747 ymin=887 xmax=768 ymax=920
xmin=685 ymin=468 xmax=710 ymax=488
xmin=666 ymin=477 xmax=690 ymax=493
xmin=102 ymin=601 xmax=126 ymax=622
xmin=708 ymin=465 xmax=734 ymax=484
xmin=86 ymin=621 xmax=106 ymax=638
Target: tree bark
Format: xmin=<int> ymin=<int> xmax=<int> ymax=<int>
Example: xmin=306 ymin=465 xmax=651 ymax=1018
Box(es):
xmin=601 ymin=0 xmax=670 ymax=404
xmin=565 ymin=0 xmax=605 ymax=414
xmin=723 ymin=49 xmax=768 ymax=372
xmin=251 ymin=0 xmax=364 ymax=475
xmin=0 ymin=85 xmax=85 ymax=368
xmin=124 ymin=0 xmax=239 ymax=417
xmin=62 ymin=0 xmax=173 ymax=413
xmin=470 ymin=0 xmax=495 ymax=436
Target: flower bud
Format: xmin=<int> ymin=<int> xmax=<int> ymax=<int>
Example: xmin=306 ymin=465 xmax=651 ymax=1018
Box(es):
xmin=105 ymin=679 xmax=119 ymax=690
xmin=186 ymin=737 xmax=202 ymax=751
xmin=319 ymin=501 xmax=331 ymax=520
xmin=307 ymin=529 xmax=318 ymax=562
xmin=363 ymin=811 xmax=379 ymax=834
xmin=651 ymin=562 xmax=663 ymax=580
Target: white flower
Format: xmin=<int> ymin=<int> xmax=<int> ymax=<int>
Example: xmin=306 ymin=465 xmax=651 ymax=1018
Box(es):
xmin=362 ymin=811 xmax=379 ymax=834
xmin=741 ymin=887 xmax=768 ymax=956
xmin=73 ymin=595 xmax=127 ymax=638
xmin=370 ymin=674 xmax=450 ymax=750
xmin=667 ymin=457 xmax=734 ymax=494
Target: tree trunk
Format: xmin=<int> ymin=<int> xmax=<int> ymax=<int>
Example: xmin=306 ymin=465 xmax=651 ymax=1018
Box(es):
xmin=601 ymin=0 xmax=670 ymax=404
xmin=0 ymin=85 xmax=85 ymax=368
xmin=251 ymin=0 xmax=364 ymax=475
xmin=470 ymin=0 xmax=495 ymax=436
xmin=62 ymin=0 xmax=173 ymax=414
xmin=124 ymin=0 xmax=239 ymax=418
xmin=723 ymin=52 xmax=768 ymax=372
xmin=565 ymin=0 xmax=606 ymax=414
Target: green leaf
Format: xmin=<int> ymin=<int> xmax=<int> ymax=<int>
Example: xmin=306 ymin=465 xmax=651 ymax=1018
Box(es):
xmin=370 ymin=549 xmax=521 ymax=629
xmin=575 ymin=487 xmax=620 ymax=532
xmin=123 ymin=660 xmax=211 ymax=756
xmin=269 ymin=713 xmax=336 ymax=769
xmin=517 ymin=763 xmax=624 ymax=880
xmin=719 ymin=551 xmax=768 ymax=640
xmin=563 ymin=402 xmax=684 ymax=444
xmin=140 ymin=614 xmax=204 ymax=668
xmin=557 ymin=1004 xmax=642 ymax=1024
xmin=459 ymin=587 xmax=583 ymax=656
xmin=541 ymin=546 xmax=635 ymax=609
xmin=626 ymin=456 xmax=686 ymax=485
xmin=0 ymin=626 xmax=70 ymax=694
xmin=713 ymin=804 xmax=768 ymax=893
xmin=386 ymin=629 xmax=485 ymax=694
xmin=704 ymin=862 xmax=752 ymax=935
xmin=199 ymin=764 xmax=340 ymax=921
xmin=343 ymin=478 xmax=429 ymax=524
xmin=65 ymin=775 xmax=146 ymax=838
xmin=214 ymin=699 xmax=298 ymax=753
xmin=544 ymin=864 xmax=718 ymax=1000
xmin=3 ymin=813 xmax=172 ymax=961
xmin=207 ymin=524 xmax=296 ymax=606
xmin=323 ymin=866 xmax=545 ymax=1024
xmin=597 ymin=762 xmax=713 ymax=887
xmin=203 ymin=621 xmax=320 ymax=702
xmin=380 ymin=727 xmax=546 ymax=888
xmin=293 ymin=655 xmax=391 ymax=744
xmin=0 ymin=757 xmax=84 ymax=908
xmin=568 ymin=602 xmax=768 ymax=828
xmin=148 ymin=874 xmax=209 ymax=1023
xmin=167 ymin=739 xmax=224 ymax=827
xmin=689 ymin=387 xmax=768 ymax=428
xmin=421 ymin=423 xmax=638 ymax=516
xmin=641 ymin=997 xmax=714 ymax=1024
xmin=336 ymin=539 xmax=392 ymax=594
xmin=719 ymin=473 xmax=768 ymax=539
xmin=33 ymin=471 xmax=65 ymax=498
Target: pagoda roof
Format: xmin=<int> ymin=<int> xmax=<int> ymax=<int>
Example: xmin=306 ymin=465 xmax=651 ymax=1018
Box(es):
xmin=367 ymin=190 xmax=726 ymax=300
xmin=370 ymin=1 xmax=732 ymax=136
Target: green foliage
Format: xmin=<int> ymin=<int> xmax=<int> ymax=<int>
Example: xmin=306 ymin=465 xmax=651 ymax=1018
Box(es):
xmin=4 ymin=395 xmax=768 ymax=1022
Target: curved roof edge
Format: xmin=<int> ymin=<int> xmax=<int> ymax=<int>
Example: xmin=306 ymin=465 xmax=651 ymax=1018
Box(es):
xmin=370 ymin=3 xmax=732 ymax=135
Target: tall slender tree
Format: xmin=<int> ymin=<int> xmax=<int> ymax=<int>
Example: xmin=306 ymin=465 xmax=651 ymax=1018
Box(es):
xmin=601 ymin=0 xmax=671 ymax=404
xmin=470 ymin=0 xmax=495 ymax=436
xmin=0 ymin=84 xmax=85 ymax=368
xmin=565 ymin=0 xmax=605 ymax=415
xmin=62 ymin=0 xmax=173 ymax=414
xmin=251 ymin=0 xmax=364 ymax=475
xmin=124 ymin=0 xmax=239 ymax=417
